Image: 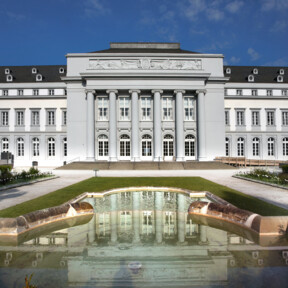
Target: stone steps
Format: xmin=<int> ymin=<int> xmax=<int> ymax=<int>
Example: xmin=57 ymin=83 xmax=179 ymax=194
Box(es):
xmin=56 ymin=161 xmax=234 ymax=170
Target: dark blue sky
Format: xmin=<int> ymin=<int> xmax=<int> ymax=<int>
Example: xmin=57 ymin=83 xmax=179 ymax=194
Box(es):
xmin=1 ymin=0 xmax=288 ymax=66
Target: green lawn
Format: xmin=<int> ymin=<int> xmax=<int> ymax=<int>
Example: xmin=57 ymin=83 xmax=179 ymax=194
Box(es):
xmin=0 ymin=177 xmax=287 ymax=218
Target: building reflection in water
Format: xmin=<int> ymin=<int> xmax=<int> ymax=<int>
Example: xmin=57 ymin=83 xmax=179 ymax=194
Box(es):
xmin=0 ymin=191 xmax=288 ymax=288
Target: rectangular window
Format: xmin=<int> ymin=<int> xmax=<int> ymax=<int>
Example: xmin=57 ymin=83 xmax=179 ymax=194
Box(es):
xmin=267 ymin=90 xmax=273 ymax=96
xmin=267 ymin=111 xmax=275 ymax=126
xmin=98 ymin=97 xmax=108 ymax=121
xmin=16 ymin=111 xmax=24 ymax=126
xmin=31 ymin=111 xmax=40 ymax=126
xmin=33 ymin=89 xmax=39 ymax=96
xmin=236 ymin=89 xmax=242 ymax=96
xmin=119 ymin=97 xmax=130 ymax=121
xmin=1 ymin=111 xmax=9 ymax=126
xmin=162 ymin=97 xmax=173 ymax=120
xmin=184 ymin=97 xmax=194 ymax=121
xmin=47 ymin=111 xmax=55 ymax=125
xmin=252 ymin=89 xmax=257 ymax=96
xmin=236 ymin=111 xmax=244 ymax=126
xmin=62 ymin=110 xmax=67 ymax=125
xmin=141 ymin=97 xmax=151 ymax=121
xmin=3 ymin=90 xmax=8 ymax=96
xmin=283 ymin=111 xmax=288 ymax=126
xmin=18 ymin=90 xmax=24 ymax=96
xmin=49 ymin=89 xmax=54 ymax=96
xmin=251 ymin=111 xmax=260 ymax=126
xmin=225 ymin=111 xmax=229 ymax=125
xmin=282 ymin=90 xmax=287 ymax=96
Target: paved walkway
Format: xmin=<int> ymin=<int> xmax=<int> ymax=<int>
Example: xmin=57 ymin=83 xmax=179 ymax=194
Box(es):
xmin=0 ymin=168 xmax=288 ymax=211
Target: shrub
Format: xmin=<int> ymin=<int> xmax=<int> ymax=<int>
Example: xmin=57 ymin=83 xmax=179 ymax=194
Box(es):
xmin=0 ymin=165 xmax=12 ymax=174
xmin=281 ymin=164 xmax=288 ymax=173
xmin=28 ymin=167 xmax=39 ymax=175
xmin=278 ymin=173 xmax=288 ymax=185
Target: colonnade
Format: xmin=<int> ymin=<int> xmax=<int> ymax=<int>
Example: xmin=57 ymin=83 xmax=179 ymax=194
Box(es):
xmin=86 ymin=89 xmax=207 ymax=161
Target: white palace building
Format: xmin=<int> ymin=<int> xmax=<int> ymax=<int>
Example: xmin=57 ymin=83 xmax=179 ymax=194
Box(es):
xmin=1 ymin=42 xmax=288 ymax=167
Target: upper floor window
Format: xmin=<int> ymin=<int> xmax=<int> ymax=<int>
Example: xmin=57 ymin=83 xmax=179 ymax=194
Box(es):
xmin=162 ymin=97 xmax=173 ymax=121
xmin=48 ymin=89 xmax=54 ymax=96
xmin=267 ymin=90 xmax=273 ymax=96
xmin=33 ymin=89 xmax=39 ymax=96
xmin=16 ymin=110 xmax=24 ymax=126
xmin=184 ymin=97 xmax=194 ymax=121
xmin=1 ymin=111 xmax=9 ymax=126
xmin=282 ymin=111 xmax=288 ymax=126
xmin=141 ymin=97 xmax=151 ymax=121
xmin=266 ymin=111 xmax=275 ymax=126
xmin=18 ymin=90 xmax=24 ymax=96
xmin=31 ymin=110 xmax=40 ymax=126
xmin=47 ymin=110 xmax=55 ymax=125
xmin=62 ymin=110 xmax=67 ymax=125
xmin=236 ymin=110 xmax=245 ymax=126
xmin=236 ymin=89 xmax=242 ymax=96
xmin=119 ymin=97 xmax=130 ymax=121
xmin=3 ymin=90 xmax=8 ymax=96
xmin=251 ymin=111 xmax=260 ymax=126
xmin=225 ymin=110 xmax=229 ymax=125
xmin=252 ymin=89 xmax=258 ymax=96
xmin=98 ymin=97 xmax=108 ymax=121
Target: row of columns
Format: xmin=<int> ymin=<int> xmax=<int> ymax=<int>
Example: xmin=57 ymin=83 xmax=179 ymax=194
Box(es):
xmin=86 ymin=89 xmax=207 ymax=161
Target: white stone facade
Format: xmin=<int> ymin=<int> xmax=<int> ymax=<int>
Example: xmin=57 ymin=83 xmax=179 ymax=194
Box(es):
xmin=0 ymin=43 xmax=287 ymax=167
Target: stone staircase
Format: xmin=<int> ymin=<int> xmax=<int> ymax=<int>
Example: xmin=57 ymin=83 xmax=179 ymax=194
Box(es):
xmin=56 ymin=161 xmax=235 ymax=170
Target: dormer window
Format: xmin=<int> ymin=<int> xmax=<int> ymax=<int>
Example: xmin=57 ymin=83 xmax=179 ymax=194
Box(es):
xmin=36 ymin=74 xmax=42 ymax=81
xmin=6 ymin=75 xmax=13 ymax=82
xmin=226 ymin=68 xmax=231 ymax=74
xmin=280 ymin=69 xmax=285 ymax=75
xmin=253 ymin=68 xmax=258 ymax=74
xmin=248 ymin=75 xmax=254 ymax=82
xmin=32 ymin=68 xmax=37 ymax=74
xmin=5 ymin=68 xmax=10 ymax=75
xmin=59 ymin=67 xmax=65 ymax=74
xmin=277 ymin=75 xmax=284 ymax=82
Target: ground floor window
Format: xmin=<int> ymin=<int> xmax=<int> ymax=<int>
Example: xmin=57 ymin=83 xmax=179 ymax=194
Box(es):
xmin=98 ymin=135 xmax=108 ymax=157
xmin=120 ymin=135 xmax=130 ymax=157
xmin=267 ymin=137 xmax=275 ymax=156
xmin=185 ymin=135 xmax=195 ymax=157
xmin=32 ymin=137 xmax=40 ymax=156
xmin=237 ymin=137 xmax=244 ymax=156
xmin=225 ymin=137 xmax=229 ymax=156
xmin=63 ymin=137 xmax=67 ymax=157
xmin=252 ymin=137 xmax=260 ymax=156
xmin=48 ymin=137 xmax=55 ymax=157
xmin=283 ymin=137 xmax=288 ymax=156
xmin=142 ymin=134 xmax=152 ymax=157
xmin=163 ymin=135 xmax=174 ymax=157
xmin=17 ymin=137 xmax=24 ymax=156
xmin=1 ymin=138 xmax=9 ymax=153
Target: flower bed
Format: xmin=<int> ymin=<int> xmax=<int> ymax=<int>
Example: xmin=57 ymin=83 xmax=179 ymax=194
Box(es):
xmin=236 ymin=168 xmax=288 ymax=187
xmin=0 ymin=166 xmax=53 ymax=187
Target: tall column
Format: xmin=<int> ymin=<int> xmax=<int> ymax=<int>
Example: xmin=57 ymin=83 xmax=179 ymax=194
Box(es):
xmin=86 ymin=90 xmax=96 ymax=161
xmin=152 ymin=90 xmax=163 ymax=161
xmin=129 ymin=90 xmax=140 ymax=161
xmin=175 ymin=90 xmax=185 ymax=161
xmin=155 ymin=191 xmax=163 ymax=244
xmin=107 ymin=90 xmax=118 ymax=161
xmin=197 ymin=90 xmax=207 ymax=161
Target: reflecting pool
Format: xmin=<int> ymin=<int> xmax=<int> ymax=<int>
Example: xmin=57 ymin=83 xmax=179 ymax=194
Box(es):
xmin=0 ymin=190 xmax=288 ymax=288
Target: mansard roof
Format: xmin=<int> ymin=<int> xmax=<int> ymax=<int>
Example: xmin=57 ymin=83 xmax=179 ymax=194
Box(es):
xmin=224 ymin=65 xmax=288 ymax=83
xmin=0 ymin=65 xmax=66 ymax=83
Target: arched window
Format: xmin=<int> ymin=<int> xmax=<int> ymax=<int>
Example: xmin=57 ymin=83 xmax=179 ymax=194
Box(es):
xmin=98 ymin=135 xmax=108 ymax=157
xmin=185 ymin=135 xmax=195 ymax=157
xmin=142 ymin=134 xmax=152 ymax=157
xmin=237 ymin=137 xmax=244 ymax=156
xmin=225 ymin=137 xmax=229 ymax=156
xmin=32 ymin=137 xmax=40 ymax=156
xmin=163 ymin=135 xmax=174 ymax=157
xmin=252 ymin=137 xmax=260 ymax=156
xmin=17 ymin=137 xmax=24 ymax=156
xmin=63 ymin=137 xmax=67 ymax=157
xmin=48 ymin=137 xmax=55 ymax=157
xmin=120 ymin=135 xmax=130 ymax=157
xmin=283 ymin=137 xmax=288 ymax=156
xmin=267 ymin=137 xmax=275 ymax=156
xmin=1 ymin=138 xmax=9 ymax=153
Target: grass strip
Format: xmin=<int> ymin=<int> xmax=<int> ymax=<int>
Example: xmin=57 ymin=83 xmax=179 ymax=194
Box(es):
xmin=0 ymin=177 xmax=287 ymax=218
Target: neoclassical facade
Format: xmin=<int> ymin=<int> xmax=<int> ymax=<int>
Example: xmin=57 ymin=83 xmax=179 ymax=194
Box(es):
xmin=0 ymin=42 xmax=288 ymax=167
